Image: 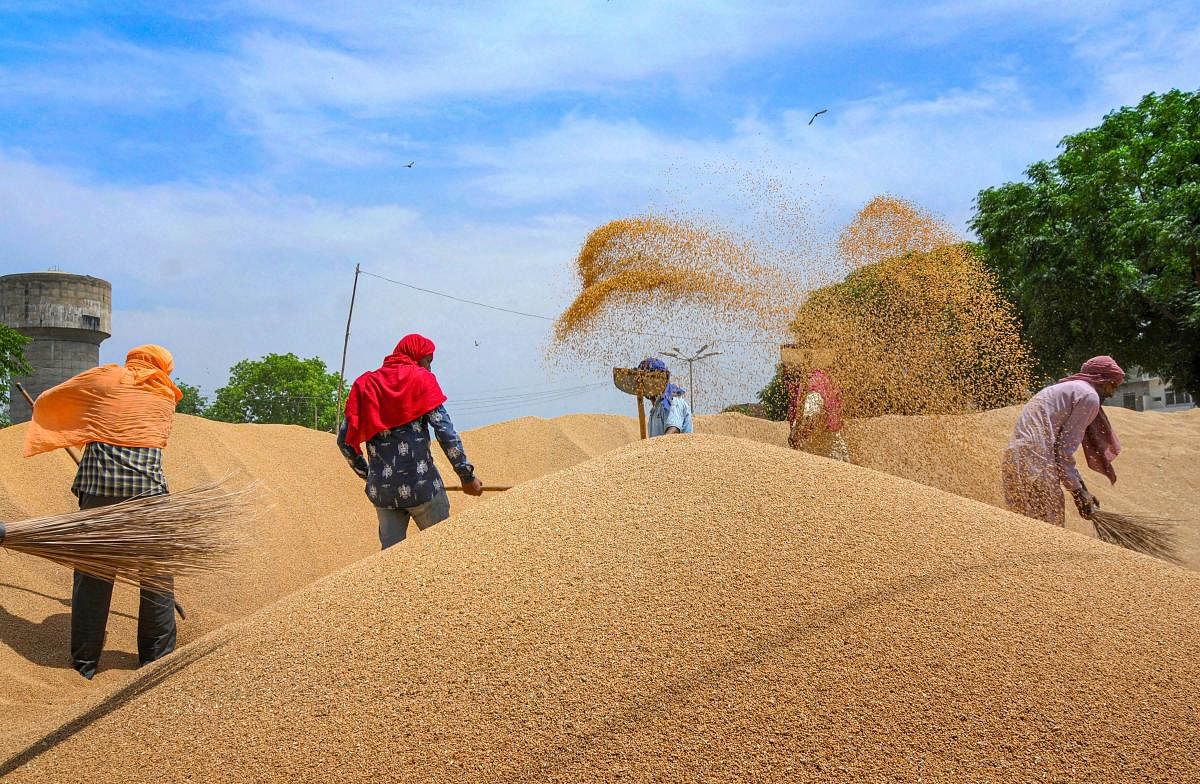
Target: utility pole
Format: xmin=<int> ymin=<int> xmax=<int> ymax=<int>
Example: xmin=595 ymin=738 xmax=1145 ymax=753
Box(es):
xmin=661 ymin=344 xmax=722 ymax=414
xmin=335 ymin=263 xmax=361 ymax=432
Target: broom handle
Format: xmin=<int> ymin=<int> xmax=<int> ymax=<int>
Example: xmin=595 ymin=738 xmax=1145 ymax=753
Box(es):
xmin=15 ymin=383 xmax=82 ymax=465
xmin=447 ymin=485 xmax=512 ymax=492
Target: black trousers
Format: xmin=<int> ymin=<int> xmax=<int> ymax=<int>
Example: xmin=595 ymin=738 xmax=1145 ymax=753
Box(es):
xmin=71 ymin=493 xmax=177 ymax=679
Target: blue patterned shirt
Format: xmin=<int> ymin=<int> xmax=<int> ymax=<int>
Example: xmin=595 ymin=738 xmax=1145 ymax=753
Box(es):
xmin=337 ymin=404 xmax=475 ymax=509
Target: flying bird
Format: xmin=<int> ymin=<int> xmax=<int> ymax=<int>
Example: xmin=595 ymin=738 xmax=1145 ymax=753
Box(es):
xmin=474 ymin=340 xmax=479 ymax=347
xmin=808 ymin=109 xmax=828 ymax=125
xmin=404 ymin=161 xmax=415 ymax=168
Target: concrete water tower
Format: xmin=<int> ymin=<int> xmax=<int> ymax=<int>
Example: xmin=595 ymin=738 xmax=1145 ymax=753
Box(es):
xmin=1 ymin=271 xmax=112 ymax=424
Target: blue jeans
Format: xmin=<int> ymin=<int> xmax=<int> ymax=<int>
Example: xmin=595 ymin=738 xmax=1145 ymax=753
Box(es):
xmin=376 ymin=490 xmax=451 ymax=549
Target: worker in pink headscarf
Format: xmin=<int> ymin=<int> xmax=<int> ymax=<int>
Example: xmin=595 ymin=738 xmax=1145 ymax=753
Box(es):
xmin=787 ymin=368 xmax=850 ymax=462
xmin=1002 ymin=356 xmax=1125 ymax=527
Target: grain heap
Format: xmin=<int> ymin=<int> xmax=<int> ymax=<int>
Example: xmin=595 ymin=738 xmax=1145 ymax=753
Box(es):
xmin=5 ymin=434 xmax=1199 ymax=783
xmin=0 ymin=415 xmax=377 ymax=756
xmin=0 ymin=411 xmax=642 ymax=757
xmin=787 ymin=196 xmax=1035 ymax=416
xmin=698 ymin=408 xmax=1200 ymax=567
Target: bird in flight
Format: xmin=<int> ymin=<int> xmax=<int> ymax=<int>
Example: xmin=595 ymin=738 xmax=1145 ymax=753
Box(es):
xmin=404 ymin=161 xmax=415 ymax=168
xmin=474 ymin=340 xmax=479 ymax=347
xmin=808 ymin=109 xmax=828 ymax=125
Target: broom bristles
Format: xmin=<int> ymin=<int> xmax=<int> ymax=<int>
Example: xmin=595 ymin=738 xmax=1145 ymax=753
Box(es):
xmin=0 ymin=477 xmax=256 ymax=590
xmin=1090 ymin=509 xmax=1182 ymax=565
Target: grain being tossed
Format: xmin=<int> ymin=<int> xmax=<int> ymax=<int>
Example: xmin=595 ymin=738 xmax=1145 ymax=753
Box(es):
xmin=20 ymin=345 xmax=183 ymax=680
xmin=1001 ymin=356 xmax=1125 ymax=526
xmin=338 ymin=334 xmax=484 ymax=550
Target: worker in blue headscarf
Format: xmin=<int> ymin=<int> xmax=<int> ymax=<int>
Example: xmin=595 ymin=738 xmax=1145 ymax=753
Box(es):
xmin=639 ymin=357 xmax=693 ymax=437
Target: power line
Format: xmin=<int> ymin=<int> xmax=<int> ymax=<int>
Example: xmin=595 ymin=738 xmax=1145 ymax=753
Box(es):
xmin=453 ymin=381 xmax=608 ymax=405
xmin=452 ymin=382 xmax=610 ymax=413
xmin=358 ymin=268 xmax=781 ymax=346
xmin=360 ymin=270 xmax=556 ymax=321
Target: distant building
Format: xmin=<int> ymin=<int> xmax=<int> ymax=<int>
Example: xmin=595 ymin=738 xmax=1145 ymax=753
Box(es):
xmin=1 ymin=271 xmax=112 ymax=423
xmin=1104 ymin=369 xmax=1195 ymax=412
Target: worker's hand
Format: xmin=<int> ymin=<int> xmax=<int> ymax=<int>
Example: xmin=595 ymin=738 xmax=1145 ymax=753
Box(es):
xmin=665 ymin=426 xmax=681 ymax=435
xmin=462 ymin=477 xmax=484 ymax=497
xmin=1073 ymin=488 xmax=1097 ymax=519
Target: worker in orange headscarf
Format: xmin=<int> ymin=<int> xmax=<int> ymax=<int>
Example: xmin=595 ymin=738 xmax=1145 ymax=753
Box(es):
xmin=24 ymin=345 xmax=183 ymax=679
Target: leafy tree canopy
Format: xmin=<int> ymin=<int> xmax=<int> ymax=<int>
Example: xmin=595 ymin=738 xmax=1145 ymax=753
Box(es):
xmin=174 ymin=379 xmax=209 ymax=417
xmin=756 ymin=366 xmax=792 ymax=421
xmin=1 ymin=325 xmax=32 ymax=427
xmin=971 ymin=88 xmax=1200 ymax=395
xmin=1 ymin=324 xmax=32 ymax=379
xmin=207 ymin=353 xmax=345 ymax=431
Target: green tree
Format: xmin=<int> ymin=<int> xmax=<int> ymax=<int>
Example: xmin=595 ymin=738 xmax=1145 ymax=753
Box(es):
xmin=757 ymin=364 xmax=796 ymax=422
xmin=174 ymin=379 xmax=209 ymax=417
xmin=1 ymin=325 xmax=32 ymax=427
xmin=208 ymin=353 xmax=346 ymax=431
xmin=971 ymin=89 xmax=1200 ymax=396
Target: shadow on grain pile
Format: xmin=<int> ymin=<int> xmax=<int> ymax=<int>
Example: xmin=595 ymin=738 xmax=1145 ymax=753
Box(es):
xmin=5 ymin=434 xmax=1199 ymax=783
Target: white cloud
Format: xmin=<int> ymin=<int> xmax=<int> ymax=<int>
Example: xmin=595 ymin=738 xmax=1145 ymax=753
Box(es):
xmin=1071 ymin=14 xmax=1200 ymax=105
xmin=452 ymin=82 xmax=1066 ymax=235
xmin=0 ymin=32 xmax=215 ymax=110
xmin=0 ymin=149 xmax=649 ymax=427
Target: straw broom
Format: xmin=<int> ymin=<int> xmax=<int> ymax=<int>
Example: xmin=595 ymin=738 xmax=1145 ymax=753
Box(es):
xmin=0 ymin=478 xmax=252 ymax=591
xmin=1089 ymin=507 xmax=1182 ymax=565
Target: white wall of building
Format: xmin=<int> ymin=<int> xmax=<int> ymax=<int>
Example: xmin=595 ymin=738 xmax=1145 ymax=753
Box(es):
xmin=1105 ymin=370 xmax=1195 ymax=412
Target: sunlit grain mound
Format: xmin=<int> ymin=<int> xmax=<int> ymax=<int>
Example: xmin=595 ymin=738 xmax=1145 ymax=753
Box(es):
xmin=0 ymin=415 xmax=378 ymax=756
xmin=7 ymin=435 xmax=1199 ymax=782
xmin=698 ymin=407 xmax=1200 ymax=566
xmin=0 ymin=411 xmax=648 ymax=757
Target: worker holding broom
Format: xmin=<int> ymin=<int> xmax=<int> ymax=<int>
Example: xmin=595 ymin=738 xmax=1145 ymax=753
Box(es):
xmin=638 ymin=357 xmax=693 ymax=437
xmin=22 ymin=345 xmax=183 ymax=679
xmin=338 ymin=334 xmax=483 ymax=550
xmin=1002 ymin=356 xmax=1125 ymax=527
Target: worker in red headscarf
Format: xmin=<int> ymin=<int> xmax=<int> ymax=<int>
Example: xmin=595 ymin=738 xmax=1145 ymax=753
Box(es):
xmin=1002 ymin=356 xmax=1125 ymax=527
xmin=337 ymin=334 xmax=483 ymax=549
xmin=787 ymin=368 xmax=850 ymax=462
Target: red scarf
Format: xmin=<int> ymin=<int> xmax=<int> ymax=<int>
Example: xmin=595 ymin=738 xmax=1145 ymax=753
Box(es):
xmin=1060 ymin=355 xmax=1125 ymax=484
xmin=342 ymin=334 xmax=447 ymax=455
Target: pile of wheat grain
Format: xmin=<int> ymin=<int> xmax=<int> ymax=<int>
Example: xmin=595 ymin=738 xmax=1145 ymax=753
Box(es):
xmin=4 ymin=434 xmax=1198 ymax=782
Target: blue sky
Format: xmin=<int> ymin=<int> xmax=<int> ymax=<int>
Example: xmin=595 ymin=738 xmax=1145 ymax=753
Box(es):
xmin=1 ymin=1 xmax=1197 ymax=428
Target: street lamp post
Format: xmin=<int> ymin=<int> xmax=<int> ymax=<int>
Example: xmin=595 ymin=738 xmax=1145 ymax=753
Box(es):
xmin=661 ymin=344 xmax=723 ymax=414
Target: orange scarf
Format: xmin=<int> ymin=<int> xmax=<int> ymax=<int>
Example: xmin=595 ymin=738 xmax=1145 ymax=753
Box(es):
xmin=23 ymin=344 xmax=183 ymax=457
